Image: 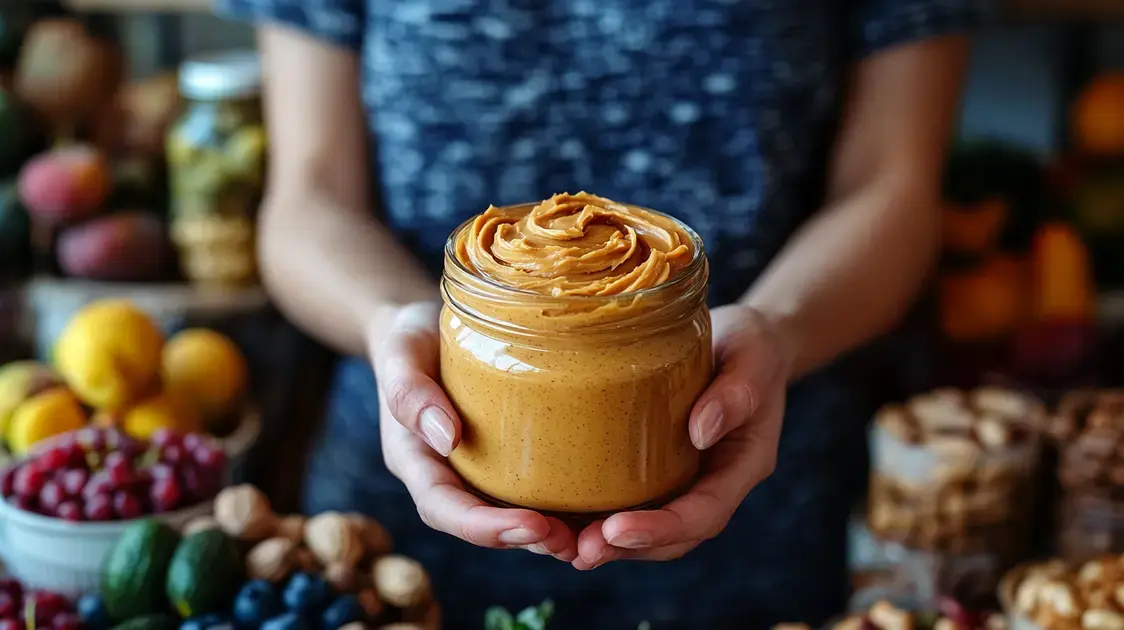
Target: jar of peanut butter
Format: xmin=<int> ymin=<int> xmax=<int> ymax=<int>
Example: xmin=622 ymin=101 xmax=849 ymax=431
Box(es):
xmin=440 ymin=192 xmax=712 ymax=515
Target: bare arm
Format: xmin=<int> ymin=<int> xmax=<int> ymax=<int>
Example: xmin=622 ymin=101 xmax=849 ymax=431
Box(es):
xmin=257 ymin=26 xmax=437 ymax=355
xmin=744 ymin=35 xmax=969 ymax=379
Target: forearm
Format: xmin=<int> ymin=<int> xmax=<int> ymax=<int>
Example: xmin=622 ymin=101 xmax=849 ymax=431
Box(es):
xmin=743 ymin=180 xmax=939 ymax=380
xmin=259 ymin=190 xmax=437 ymax=356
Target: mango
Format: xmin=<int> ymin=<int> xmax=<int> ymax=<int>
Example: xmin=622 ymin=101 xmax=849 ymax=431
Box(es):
xmin=53 ymin=299 xmax=164 ymax=411
xmin=0 ymin=361 xmax=62 ymax=440
xmin=162 ymin=329 xmax=248 ymax=425
xmin=7 ymin=387 xmax=87 ymax=455
xmin=123 ymin=391 xmax=199 ymax=440
xmin=18 ymin=144 xmax=111 ymax=220
xmin=57 ymin=212 xmax=171 ymax=281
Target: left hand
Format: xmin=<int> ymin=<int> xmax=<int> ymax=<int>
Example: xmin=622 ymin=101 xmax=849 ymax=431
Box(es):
xmin=572 ymin=304 xmax=794 ymax=569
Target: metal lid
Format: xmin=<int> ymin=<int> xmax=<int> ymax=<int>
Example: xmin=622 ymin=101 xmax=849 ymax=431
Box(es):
xmin=178 ymin=50 xmax=261 ymax=100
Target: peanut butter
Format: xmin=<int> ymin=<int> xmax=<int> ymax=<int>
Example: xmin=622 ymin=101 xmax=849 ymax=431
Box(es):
xmin=440 ymin=193 xmax=712 ymax=514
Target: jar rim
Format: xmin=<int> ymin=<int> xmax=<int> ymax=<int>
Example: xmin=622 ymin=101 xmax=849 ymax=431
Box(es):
xmin=442 ymin=200 xmax=707 ymax=303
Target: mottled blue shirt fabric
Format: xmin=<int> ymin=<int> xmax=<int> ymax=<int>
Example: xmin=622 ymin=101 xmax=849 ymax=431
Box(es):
xmin=219 ymin=1 xmax=983 ymax=627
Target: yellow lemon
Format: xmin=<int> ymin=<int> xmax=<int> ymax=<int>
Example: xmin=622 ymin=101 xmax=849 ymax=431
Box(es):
xmin=123 ymin=392 xmax=200 ymax=440
xmin=162 ymin=328 xmax=247 ymax=425
xmin=0 ymin=361 xmax=62 ymax=438
xmin=7 ymin=388 xmax=87 ymax=455
xmin=53 ymin=299 xmax=164 ymax=411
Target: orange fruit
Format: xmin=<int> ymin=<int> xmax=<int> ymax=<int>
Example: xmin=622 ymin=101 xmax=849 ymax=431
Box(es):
xmin=1073 ymin=73 xmax=1124 ymax=156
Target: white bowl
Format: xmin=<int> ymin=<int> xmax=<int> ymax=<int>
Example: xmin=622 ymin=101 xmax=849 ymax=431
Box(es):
xmin=0 ymin=498 xmax=212 ymax=597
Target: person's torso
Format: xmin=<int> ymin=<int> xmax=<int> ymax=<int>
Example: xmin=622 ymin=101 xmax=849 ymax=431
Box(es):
xmin=358 ymin=0 xmax=849 ymax=304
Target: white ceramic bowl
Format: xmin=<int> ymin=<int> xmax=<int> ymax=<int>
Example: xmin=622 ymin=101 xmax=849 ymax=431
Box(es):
xmin=0 ymin=498 xmax=212 ymax=597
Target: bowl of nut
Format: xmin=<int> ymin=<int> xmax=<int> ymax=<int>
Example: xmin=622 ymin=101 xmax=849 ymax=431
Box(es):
xmin=866 ymin=387 xmax=1046 ymax=605
xmin=1001 ymin=555 xmax=1124 ymax=630
xmin=0 ymin=427 xmax=227 ymax=596
xmin=773 ymin=598 xmax=1005 ymax=630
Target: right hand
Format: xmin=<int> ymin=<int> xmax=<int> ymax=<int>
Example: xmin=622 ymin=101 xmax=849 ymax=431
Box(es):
xmin=369 ymin=302 xmax=578 ymax=560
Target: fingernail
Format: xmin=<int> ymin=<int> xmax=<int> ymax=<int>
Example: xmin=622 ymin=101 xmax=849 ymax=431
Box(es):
xmin=693 ymin=400 xmax=724 ymax=449
xmin=525 ymin=543 xmax=550 ymax=555
xmin=419 ymin=407 xmax=454 ymax=456
xmin=499 ymin=527 xmax=539 ymax=545
xmin=607 ymin=531 xmax=652 ymax=549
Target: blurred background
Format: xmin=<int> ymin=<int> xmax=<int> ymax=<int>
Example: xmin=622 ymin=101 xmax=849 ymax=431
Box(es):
xmin=1 ymin=0 xmax=1124 ymax=620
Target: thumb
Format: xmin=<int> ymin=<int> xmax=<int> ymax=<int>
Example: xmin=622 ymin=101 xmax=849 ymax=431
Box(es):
xmin=689 ymin=309 xmax=783 ymax=450
xmin=370 ymin=303 xmax=460 ymax=457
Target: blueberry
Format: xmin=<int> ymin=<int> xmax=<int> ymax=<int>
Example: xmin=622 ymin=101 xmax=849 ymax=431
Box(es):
xmin=76 ymin=594 xmax=111 ymax=629
xmin=181 ymin=615 xmax=234 ymax=630
xmin=234 ymin=580 xmax=284 ymax=627
xmin=283 ymin=573 xmax=333 ymax=615
xmin=261 ymin=613 xmax=312 ymax=630
xmin=321 ymin=596 xmax=365 ymax=630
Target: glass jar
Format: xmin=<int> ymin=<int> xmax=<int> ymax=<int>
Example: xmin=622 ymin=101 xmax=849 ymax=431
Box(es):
xmin=166 ymin=50 xmax=265 ymax=286
xmin=439 ymin=203 xmax=712 ymax=515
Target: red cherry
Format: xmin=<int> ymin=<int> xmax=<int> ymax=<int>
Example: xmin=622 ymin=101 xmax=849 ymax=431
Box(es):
xmin=0 ymin=579 xmax=23 ymax=603
xmin=193 ymin=445 xmax=226 ymax=473
xmin=59 ymin=470 xmax=88 ymax=498
xmin=37 ymin=448 xmax=69 ymax=472
xmin=12 ymin=466 xmax=46 ymax=499
xmin=0 ymin=467 xmax=17 ymax=497
xmin=0 ymin=619 xmax=22 ymax=630
xmin=0 ymin=592 xmax=16 ymax=618
xmin=150 ymin=477 xmax=181 ymax=512
xmin=55 ymin=501 xmax=82 ymax=522
xmin=51 ymin=614 xmax=80 ymax=630
xmin=38 ymin=482 xmax=63 ymax=513
xmin=27 ymin=592 xmax=68 ymax=622
xmin=83 ymin=493 xmax=113 ymax=521
xmin=150 ymin=429 xmax=180 ymax=447
xmin=112 ymin=491 xmax=143 ymax=520
xmin=160 ymin=444 xmax=187 ymax=465
xmin=11 ymin=495 xmax=36 ymax=513
xmin=148 ymin=463 xmax=175 ymax=481
xmin=82 ymin=470 xmax=112 ymax=501
xmin=103 ymin=452 xmax=134 ymax=487
xmin=182 ymin=433 xmax=205 ymax=452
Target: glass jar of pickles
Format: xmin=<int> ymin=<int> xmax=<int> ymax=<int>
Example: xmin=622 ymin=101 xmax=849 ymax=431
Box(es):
xmin=167 ymin=51 xmax=265 ymax=287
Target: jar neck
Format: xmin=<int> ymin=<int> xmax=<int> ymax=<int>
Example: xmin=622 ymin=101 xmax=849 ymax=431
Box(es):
xmin=441 ymin=217 xmax=709 ymax=340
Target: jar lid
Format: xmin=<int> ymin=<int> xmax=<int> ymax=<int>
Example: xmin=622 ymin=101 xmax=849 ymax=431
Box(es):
xmin=179 ymin=50 xmax=261 ymax=100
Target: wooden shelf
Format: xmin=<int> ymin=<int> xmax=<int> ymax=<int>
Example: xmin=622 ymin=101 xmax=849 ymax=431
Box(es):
xmin=65 ymin=0 xmax=212 ymax=12
xmin=1005 ymin=0 xmax=1124 ymax=19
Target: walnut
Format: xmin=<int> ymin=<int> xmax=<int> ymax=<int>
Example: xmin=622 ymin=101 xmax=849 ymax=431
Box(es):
xmin=357 ymin=588 xmax=384 ymax=619
xmin=325 ymin=562 xmax=358 ymax=592
xmin=346 ymin=513 xmax=393 ymax=557
xmin=1040 ymin=580 xmax=1081 ymax=618
xmin=911 ymin=395 xmax=971 ymax=432
xmin=976 ymin=415 xmax=1012 ymax=449
xmin=214 ymin=485 xmax=276 ymax=540
xmin=973 ymin=387 xmax=1032 ymax=420
xmin=183 ymin=516 xmax=221 ymax=536
xmin=294 ymin=547 xmax=320 ymax=572
xmin=305 ymin=512 xmax=365 ymax=566
xmin=246 ymin=537 xmax=297 ymax=582
xmin=1084 ymin=610 xmax=1124 ymax=630
xmin=276 ymin=515 xmax=307 ymax=543
xmin=373 ymin=555 xmax=431 ymax=608
xmin=868 ymin=600 xmax=912 ymax=630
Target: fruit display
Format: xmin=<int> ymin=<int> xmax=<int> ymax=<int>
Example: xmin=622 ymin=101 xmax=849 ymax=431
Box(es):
xmin=0 ymin=427 xmax=226 ymax=521
xmin=0 ymin=299 xmax=250 ymax=458
xmin=774 ymin=599 xmax=1005 ymax=630
xmin=1002 ymin=556 xmax=1124 ymax=630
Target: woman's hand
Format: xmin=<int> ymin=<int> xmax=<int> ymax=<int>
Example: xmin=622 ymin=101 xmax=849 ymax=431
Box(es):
xmin=369 ymin=302 xmax=579 ymax=561
xmin=572 ymin=304 xmax=794 ymax=569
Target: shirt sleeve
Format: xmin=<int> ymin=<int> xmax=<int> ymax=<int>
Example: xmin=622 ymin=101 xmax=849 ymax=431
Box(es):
xmin=214 ymin=0 xmax=365 ymax=51
xmin=852 ymin=0 xmax=992 ymax=58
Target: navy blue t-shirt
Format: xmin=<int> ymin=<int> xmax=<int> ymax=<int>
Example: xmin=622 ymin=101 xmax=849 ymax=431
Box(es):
xmin=220 ymin=1 xmax=983 ymax=627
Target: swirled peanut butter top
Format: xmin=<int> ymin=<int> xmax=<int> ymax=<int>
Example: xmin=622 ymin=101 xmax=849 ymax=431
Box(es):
xmin=454 ymin=192 xmax=695 ymax=297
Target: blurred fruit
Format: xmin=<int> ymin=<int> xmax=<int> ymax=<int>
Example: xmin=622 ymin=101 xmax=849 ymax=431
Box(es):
xmin=6 ymin=387 xmax=86 ymax=455
xmin=123 ymin=392 xmax=199 ymax=441
xmin=942 ymin=198 xmax=1008 ymax=255
xmin=1012 ymin=319 xmax=1098 ymax=387
xmin=15 ymin=19 xmax=123 ymax=134
xmin=0 ymin=361 xmax=61 ymax=440
xmin=233 ymin=581 xmax=282 ymax=628
xmin=259 ymin=613 xmax=310 ymax=630
xmin=54 ymin=300 xmax=164 ymax=411
xmin=282 ymin=573 xmax=332 ymax=615
xmin=18 ymin=144 xmax=111 ymax=221
xmin=1073 ymin=73 xmax=1124 ymax=157
xmin=162 ymin=329 xmax=247 ymax=425
xmin=939 ymin=255 xmax=1028 ymax=342
xmin=57 ymin=212 xmax=172 ymax=281
xmin=166 ymin=530 xmax=243 ymax=618
xmin=321 ymin=595 xmax=364 ymax=630
xmin=1029 ymin=222 xmax=1094 ymax=323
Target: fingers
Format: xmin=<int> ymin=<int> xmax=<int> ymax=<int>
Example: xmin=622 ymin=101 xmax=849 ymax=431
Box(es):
xmin=371 ymin=303 xmax=460 ymax=456
xmin=572 ymin=521 xmax=696 ymax=569
xmin=522 ymin=517 xmax=579 ymax=562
